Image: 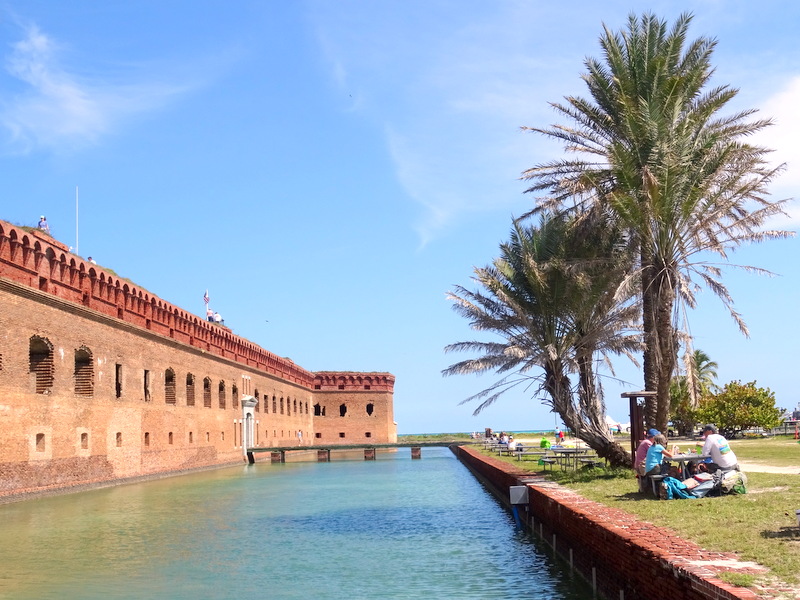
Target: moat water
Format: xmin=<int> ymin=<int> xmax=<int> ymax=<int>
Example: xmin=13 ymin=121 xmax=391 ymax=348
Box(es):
xmin=0 ymin=448 xmax=593 ymax=599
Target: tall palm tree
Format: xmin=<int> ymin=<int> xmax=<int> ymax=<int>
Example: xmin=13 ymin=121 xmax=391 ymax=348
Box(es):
xmin=443 ymin=211 xmax=639 ymax=466
xmin=519 ymin=12 xmax=790 ymax=432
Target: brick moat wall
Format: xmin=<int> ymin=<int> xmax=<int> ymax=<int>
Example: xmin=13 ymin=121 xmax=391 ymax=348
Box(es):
xmin=453 ymin=445 xmax=763 ymax=600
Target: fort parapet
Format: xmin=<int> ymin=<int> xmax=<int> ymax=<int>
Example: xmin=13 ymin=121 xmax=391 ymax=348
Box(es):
xmin=0 ymin=219 xmax=396 ymax=500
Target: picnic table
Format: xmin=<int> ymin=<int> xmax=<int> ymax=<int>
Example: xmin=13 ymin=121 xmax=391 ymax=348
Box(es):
xmin=550 ymin=447 xmax=588 ymax=470
xmin=668 ymin=453 xmax=708 ymax=479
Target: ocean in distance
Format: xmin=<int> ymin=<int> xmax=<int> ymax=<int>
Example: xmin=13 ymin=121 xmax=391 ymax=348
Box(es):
xmin=0 ymin=447 xmax=593 ymax=599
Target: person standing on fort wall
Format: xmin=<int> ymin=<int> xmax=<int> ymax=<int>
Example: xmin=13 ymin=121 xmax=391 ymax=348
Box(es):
xmin=38 ymin=215 xmax=50 ymax=233
xmin=207 ymin=307 xmax=214 ymax=322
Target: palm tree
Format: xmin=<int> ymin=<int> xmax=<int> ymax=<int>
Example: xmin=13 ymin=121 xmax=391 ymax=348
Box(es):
xmin=443 ymin=211 xmax=639 ymax=467
xmin=519 ymin=12 xmax=790 ymax=432
xmin=687 ymin=349 xmax=719 ymax=406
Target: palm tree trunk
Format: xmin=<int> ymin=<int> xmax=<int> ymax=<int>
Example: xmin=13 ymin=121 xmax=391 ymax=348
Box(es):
xmin=641 ymin=249 xmax=659 ymax=430
xmin=546 ymin=360 xmax=632 ymax=468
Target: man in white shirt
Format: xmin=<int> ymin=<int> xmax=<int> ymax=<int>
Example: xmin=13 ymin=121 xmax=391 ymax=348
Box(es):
xmin=701 ymin=424 xmax=739 ymax=471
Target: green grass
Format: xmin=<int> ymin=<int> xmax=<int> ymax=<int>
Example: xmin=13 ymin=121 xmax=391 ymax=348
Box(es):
xmin=397 ymin=432 xmax=474 ymax=443
xmin=477 ymin=435 xmax=800 ymax=585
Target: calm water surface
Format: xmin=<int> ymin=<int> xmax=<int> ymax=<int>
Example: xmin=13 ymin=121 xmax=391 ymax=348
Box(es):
xmin=0 ymin=448 xmax=593 ymax=599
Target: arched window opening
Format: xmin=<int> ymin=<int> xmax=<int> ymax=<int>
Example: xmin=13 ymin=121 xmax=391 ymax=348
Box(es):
xmin=339 ymin=403 xmax=347 ymax=417
xmin=254 ymin=389 xmax=260 ymax=413
xmin=168 ymin=432 xmax=174 ymax=445
xmin=74 ymin=347 xmax=94 ymax=397
xmin=272 ymin=396 xmax=277 ymax=413
xmin=29 ymin=336 xmax=54 ymax=394
xmin=218 ymin=381 xmax=226 ymax=409
xmin=232 ymin=384 xmax=239 ymax=409
xmin=280 ymin=398 xmax=284 ymax=414
xmin=144 ymin=432 xmax=150 ymax=446
xmin=366 ymin=403 xmax=374 ymax=416
xmin=36 ymin=433 xmax=46 ymax=451
xmin=293 ymin=399 xmax=297 ymax=414
xmin=81 ymin=432 xmax=89 ymax=449
xmin=116 ymin=432 xmax=122 ymax=447
xmin=165 ymin=368 xmax=176 ymax=404
xmin=186 ymin=374 xmax=195 ymax=406
xmin=203 ymin=377 xmax=212 ymax=408
xmin=314 ymin=403 xmax=322 ymax=417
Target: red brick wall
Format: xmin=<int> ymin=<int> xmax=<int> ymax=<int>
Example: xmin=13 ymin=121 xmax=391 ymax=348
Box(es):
xmin=0 ymin=219 xmax=396 ymax=499
xmin=454 ymin=446 xmax=762 ymax=600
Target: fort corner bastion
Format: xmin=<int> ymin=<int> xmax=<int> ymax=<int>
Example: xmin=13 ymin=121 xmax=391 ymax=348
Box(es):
xmin=0 ymin=219 xmax=396 ymax=500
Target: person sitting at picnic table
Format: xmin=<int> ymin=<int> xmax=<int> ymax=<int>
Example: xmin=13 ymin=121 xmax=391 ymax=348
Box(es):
xmin=634 ymin=428 xmax=660 ymax=492
xmin=644 ymin=434 xmax=674 ymax=477
xmin=701 ymin=424 xmax=739 ymax=472
xmin=507 ymin=436 xmax=516 ymax=451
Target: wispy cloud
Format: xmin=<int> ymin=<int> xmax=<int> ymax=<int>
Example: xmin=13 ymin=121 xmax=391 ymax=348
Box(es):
xmin=0 ymin=22 xmax=193 ymax=155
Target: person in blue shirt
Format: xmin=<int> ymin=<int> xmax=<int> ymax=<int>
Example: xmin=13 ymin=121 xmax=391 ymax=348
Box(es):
xmin=644 ymin=434 xmax=674 ymax=476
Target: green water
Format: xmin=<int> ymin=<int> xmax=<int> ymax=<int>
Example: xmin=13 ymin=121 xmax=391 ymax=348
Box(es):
xmin=0 ymin=448 xmax=593 ymax=599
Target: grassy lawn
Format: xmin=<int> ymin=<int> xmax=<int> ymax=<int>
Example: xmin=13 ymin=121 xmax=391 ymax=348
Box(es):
xmin=480 ymin=435 xmax=800 ymax=585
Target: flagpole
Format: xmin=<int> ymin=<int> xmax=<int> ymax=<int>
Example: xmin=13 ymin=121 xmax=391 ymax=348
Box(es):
xmin=75 ymin=185 xmax=79 ymax=254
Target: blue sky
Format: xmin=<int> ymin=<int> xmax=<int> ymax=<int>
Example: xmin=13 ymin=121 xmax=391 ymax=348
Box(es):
xmin=2 ymin=1 xmax=799 ymax=434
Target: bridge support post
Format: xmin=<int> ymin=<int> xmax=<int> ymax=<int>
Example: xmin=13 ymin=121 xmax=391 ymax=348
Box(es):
xmin=270 ymin=451 xmax=284 ymax=464
xmin=364 ymin=448 xmax=376 ymax=461
xmin=317 ymin=449 xmax=330 ymax=462
xmin=247 ymin=452 xmax=255 ymax=465
xmin=411 ymin=446 xmax=422 ymax=459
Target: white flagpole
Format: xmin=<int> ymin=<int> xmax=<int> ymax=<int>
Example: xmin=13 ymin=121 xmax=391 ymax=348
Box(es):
xmin=75 ymin=185 xmax=79 ymax=254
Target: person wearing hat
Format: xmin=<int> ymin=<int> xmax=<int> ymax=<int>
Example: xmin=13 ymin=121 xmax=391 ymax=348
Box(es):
xmin=701 ymin=424 xmax=739 ymax=472
xmin=634 ymin=428 xmax=660 ymax=492
xmin=37 ymin=215 xmax=50 ymax=233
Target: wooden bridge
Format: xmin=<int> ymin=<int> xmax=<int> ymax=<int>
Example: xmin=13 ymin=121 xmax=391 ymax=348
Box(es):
xmin=245 ymin=441 xmax=472 ymax=464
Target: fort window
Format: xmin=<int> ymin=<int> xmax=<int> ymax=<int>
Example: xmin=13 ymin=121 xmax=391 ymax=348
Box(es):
xmin=314 ymin=403 xmax=322 ymax=416
xmin=189 ymin=431 xmax=193 ymax=444
xmin=165 ymin=368 xmax=176 ymax=405
xmin=186 ymin=374 xmax=195 ymax=406
xmin=232 ymin=384 xmax=239 ymax=409
xmin=339 ymin=432 xmax=346 ymax=438
xmin=305 ymin=402 xmax=309 ymax=415
xmin=203 ymin=377 xmax=212 ymax=408
xmin=339 ymin=404 xmax=347 ymax=417
xmin=0 ymin=353 xmax=3 ymax=372
xmin=143 ymin=370 xmax=151 ymax=402
xmin=206 ymin=431 xmax=210 ymax=442
xmin=144 ymin=432 xmax=150 ymax=446
xmin=365 ymin=432 xmax=372 ymax=438
xmin=74 ymin=347 xmax=94 ymax=397
xmin=36 ymin=433 xmax=45 ymax=451
xmin=168 ymin=432 xmax=174 ymax=445
xmin=254 ymin=389 xmax=260 ymax=412
xmin=338 ymin=384 xmax=345 ymax=390
xmin=314 ymin=384 xmax=320 ymax=390
xmin=364 ymin=385 xmax=370 ymax=390
xmin=115 ymin=363 xmax=122 ymax=398
xmin=116 ymin=432 xmax=122 ymax=447
xmin=366 ymin=403 xmax=374 ymax=416
xmin=293 ymin=399 xmax=297 ymax=414
xmin=315 ymin=432 xmax=322 ymax=439
xmin=81 ymin=432 xmax=88 ymax=449
xmin=221 ymin=431 xmax=224 ymax=441
xmin=280 ymin=398 xmax=284 ymax=414
xmin=29 ymin=335 xmax=54 ymax=394
xmin=218 ymin=381 xmax=226 ymax=409
xmin=272 ymin=396 xmax=276 ymax=413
